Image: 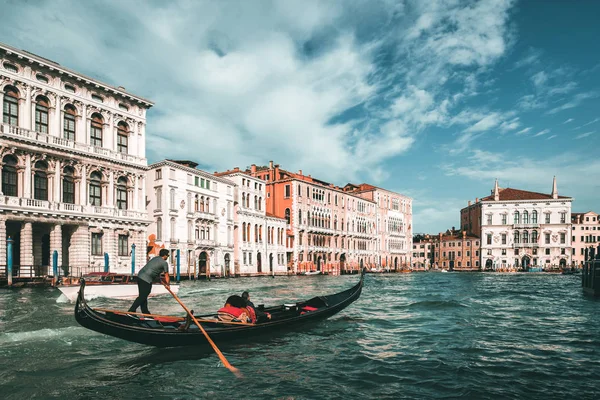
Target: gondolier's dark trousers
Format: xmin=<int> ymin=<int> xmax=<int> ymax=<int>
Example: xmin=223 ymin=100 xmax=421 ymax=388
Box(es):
xmin=129 ymin=279 xmax=153 ymax=314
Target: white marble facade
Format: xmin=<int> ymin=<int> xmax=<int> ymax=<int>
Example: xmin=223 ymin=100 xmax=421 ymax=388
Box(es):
xmin=216 ymin=172 xmax=288 ymax=276
xmin=0 ymin=42 xmax=152 ymax=275
xmin=146 ymin=160 xmax=235 ymax=277
xmin=476 ymin=178 xmax=573 ymax=270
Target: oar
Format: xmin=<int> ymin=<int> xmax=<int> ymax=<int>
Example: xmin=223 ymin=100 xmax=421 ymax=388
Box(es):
xmin=161 ymin=281 xmax=243 ymax=378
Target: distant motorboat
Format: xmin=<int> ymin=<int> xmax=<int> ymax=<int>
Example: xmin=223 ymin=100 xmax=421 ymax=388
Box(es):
xmin=56 ymin=272 xmax=179 ymax=302
xmin=301 ymin=270 xmax=322 ymax=276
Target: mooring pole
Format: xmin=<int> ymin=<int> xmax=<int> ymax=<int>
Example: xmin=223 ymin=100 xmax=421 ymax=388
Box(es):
xmin=176 ymin=248 xmax=180 ymax=282
xmin=7 ymin=236 xmax=13 ymax=287
xmin=131 ymin=243 xmax=136 ymax=275
xmin=52 ymin=250 xmax=58 ymax=285
xmin=104 ymin=252 xmax=109 ymax=273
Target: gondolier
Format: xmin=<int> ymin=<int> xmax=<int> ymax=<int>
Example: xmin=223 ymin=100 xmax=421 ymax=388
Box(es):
xmin=129 ymin=249 xmax=170 ymax=314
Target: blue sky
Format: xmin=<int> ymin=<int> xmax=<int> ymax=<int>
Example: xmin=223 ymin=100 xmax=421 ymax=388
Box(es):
xmin=1 ymin=0 xmax=598 ymax=233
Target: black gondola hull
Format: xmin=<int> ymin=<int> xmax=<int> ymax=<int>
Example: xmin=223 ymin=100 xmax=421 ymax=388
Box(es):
xmin=75 ymin=270 xmax=365 ymax=348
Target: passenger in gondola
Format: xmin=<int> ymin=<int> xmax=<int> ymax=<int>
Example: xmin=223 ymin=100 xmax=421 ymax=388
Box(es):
xmin=217 ymin=295 xmax=251 ymax=323
xmin=242 ymin=291 xmax=271 ymax=323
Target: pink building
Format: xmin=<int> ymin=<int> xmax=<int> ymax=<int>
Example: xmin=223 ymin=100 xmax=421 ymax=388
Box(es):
xmin=571 ymin=211 xmax=599 ymax=267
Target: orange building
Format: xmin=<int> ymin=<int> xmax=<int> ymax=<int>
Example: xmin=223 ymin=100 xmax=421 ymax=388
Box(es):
xmin=434 ymin=229 xmax=480 ymax=271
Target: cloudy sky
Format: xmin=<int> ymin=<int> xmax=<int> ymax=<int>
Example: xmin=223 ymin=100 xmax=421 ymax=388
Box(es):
xmin=1 ymin=0 xmax=599 ymax=233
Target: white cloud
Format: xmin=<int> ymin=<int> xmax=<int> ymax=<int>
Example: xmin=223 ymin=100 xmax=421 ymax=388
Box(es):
xmin=534 ymin=129 xmax=550 ymax=137
xmin=515 ymin=127 xmax=532 ymax=135
xmin=546 ymin=92 xmax=599 ymax=114
xmin=563 ymin=118 xmax=574 ymax=124
xmin=547 ymin=134 xmax=557 ymax=140
xmin=575 ymin=131 xmax=594 ymax=139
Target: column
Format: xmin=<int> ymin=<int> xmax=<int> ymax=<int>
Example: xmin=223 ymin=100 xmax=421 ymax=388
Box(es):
xmin=0 ymin=219 xmax=6 ymax=267
xmin=31 ymin=98 xmax=36 ymax=132
xmin=80 ymin=103 xmax=87 ymax=145
xmin=54 ymin=160 xmax=61 ymax=202
xmin=108 ymin=171 xmax=114 ymax=207
xmin=108 ymin=113 xmax=114 ymax=151
xmin=24 ymin=85 xmax=32 ymax=130
xmin=141 ymin=175 xmax=146 ymax=212
xmin=70 ymin=224 xmax=90 ymax=273
xmin=50 ymin=224 xmax=62 ymax=267
xmin=133 ymin=175 xmax=139 ymax=211
xmin=54 ymin=103 xmax=62 ymax=138
xmin=79 ymin=165 xmax=87 ymax=206
xmin=20 ymin=222 xmax=33 ymax=269
xmin=139 ymin=123 xmax=146 ymax=158
xmin=24 ymin=154 xmax=32 ymax=198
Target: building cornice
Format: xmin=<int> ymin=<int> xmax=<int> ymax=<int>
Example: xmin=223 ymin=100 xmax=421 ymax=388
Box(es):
xmin=149 ymin=160 xmax=236 ymax=186
xmin=0 ymin=42 xmax=154 ymax=107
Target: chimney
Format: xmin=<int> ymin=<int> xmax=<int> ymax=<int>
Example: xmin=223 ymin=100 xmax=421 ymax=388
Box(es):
xmin=299 ymin=169 xmax=303 ymax=176
xmin=551 ymin=176 xmax=558 ymax=199
xmin=251 ymin=164 xmax=257 ymax=174
xmin=274 ymin=164 xmax=280 ymax=181
xmin=269 ymin=160 xmax=274 ymax=169
xmin=468 ymin=200 xmax=472 ymax=206
xmin=475 ymin=197 xmax=479 ymax=203
xmin=493 ymin=179 xmax=499 ymax=201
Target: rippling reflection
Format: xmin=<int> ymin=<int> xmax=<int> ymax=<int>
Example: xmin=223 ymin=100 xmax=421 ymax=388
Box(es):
xmin=1 ymin=273 xmax=599 ymax=399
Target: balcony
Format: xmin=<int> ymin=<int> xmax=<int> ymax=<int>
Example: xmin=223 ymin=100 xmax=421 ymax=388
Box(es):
xmin=187 ymin=211 xmax=217 ymax=221
xmin=514 ymin=242 xmax=540 ymax=248
xmin=0 ymin=196 xmax=147 ymax=220
xmin=0 ymin=122 xmax=146 ymax=166
xmin=194 ymin=238 xmax=216 ymax=247
xmin=513 ymin=223 xmax=540 ymax=229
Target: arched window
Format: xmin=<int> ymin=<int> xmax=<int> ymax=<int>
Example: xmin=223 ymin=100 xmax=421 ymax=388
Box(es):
xmin=298 ymin=210 xmax=302 ymax=225
xmin=532 ymin=230 xmax=538 ymax=243
xmin=2 ymin=155 xmax=18 ymax=196
xmin=258 ymin=197 xmax=262 ymax=211
xmin=514 ymin=231 xmax=520 ymax=244
xmin=35 ymin=96 xmax=49 ymax=133
xmin=33 ymin=161 xmax=48 ymax=200
xmin=241 ymin=193 xmax=245 ymax=208
xmin=259 ymin=225 xmax=262 ymax=241
xmin=532 ymin=210 xmax=538 ymax=224
xmin=523 ymin=211 xmax=529 ymax=224
xmin=116 ymin=176 xmax=128 ymax=210
xmin=170 ymin=218 xmax=176 ymax=240
xmin=254 ymin=195 xmax=258 ymax=210
xmin=63 ymin=104 xmax=77 ymax=140
xmin=255 ymin=224 xmax=258 ymax=242
xmin=307 ymin=211 xmax=311 ymax=226
xmin=62 ymin=166 xmax=75 ymax=204
xmin=170 ymin=189 xmax=175 ymax=209
xmin=194 ymin=195 xmax=199 ymax=211
xmin=89 ymin=171 xmax=102 ymax=206
xmin=242 ymin=223 xmax=247 ymax=241
xmin=285 ymin=208 xmax=290 ymax=224
xmin=523 ymin=230 xmax=529 ymax=244
xmin=117 ymin=122 xmax=129 ymax=154
xmin=246 ymin=223 xmax=250 ymax=242
xmin=3 ymin=86 xmax=19 ymax=126
xmin=199 ymin=196 xmax=205 ymax=212
xmin=514 ymin=211 xmax=520 ymax=224
xmin=90 ymin=113 xmax=103 ymax=147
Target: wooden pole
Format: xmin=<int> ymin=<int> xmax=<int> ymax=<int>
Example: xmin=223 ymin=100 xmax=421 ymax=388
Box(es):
xmin=161 ymin=281 xmax=242 ymax=377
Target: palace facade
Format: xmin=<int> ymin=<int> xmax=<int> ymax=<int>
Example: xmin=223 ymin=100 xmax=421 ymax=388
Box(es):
xmin=0 ymin=42 xmax=152 ymax=275
xmin=461 ymin=178 xmax=573 ymax=270
xmin=235 ymin=161 xmax=411 ymax=274
xmin=146 ymin=160 xmax=235 ymax=278
xmin=571 ymin=211 xmax=599 ymax=267
xmin=213 ymin=169 xmax=288 ymax=276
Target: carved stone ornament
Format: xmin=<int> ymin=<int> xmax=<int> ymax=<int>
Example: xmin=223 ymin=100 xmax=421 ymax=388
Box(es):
xmin=552 ymin=234 xmax=558 ymax=243
xmin=221 ymin=208 xmax=226 ymax=216
xmin=180 ymin=200 xmax=185 ymax=209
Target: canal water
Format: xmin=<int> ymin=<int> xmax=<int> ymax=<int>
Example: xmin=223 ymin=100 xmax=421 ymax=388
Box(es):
xmin=1 ymin=273 xmax=599 ymax=399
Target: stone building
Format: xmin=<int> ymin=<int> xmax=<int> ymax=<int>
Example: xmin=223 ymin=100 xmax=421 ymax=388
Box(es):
xmin=434 ymin=230 xmax=480 ymax=271
xmin=412 ymin=234 xmax=436 ymax=270
xmin=571 ymin=211 xmax=599 ymax=267
xmin=243 ymin=161 xmax=407 ymax=274
xmin=343 ymin=183 xmax=413 ymax=269
xmin=213 ymin=169 xmax=288 ymax=276
xmin=0 ymin=42 xmax=152 ymax=275
xmin=461 ymin=178 xmax=573 ymax=271
xmin=146 ymin=160 xmax=235 ymax=278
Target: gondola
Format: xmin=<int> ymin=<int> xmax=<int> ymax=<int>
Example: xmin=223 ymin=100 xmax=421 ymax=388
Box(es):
xmin=75 ymin=268 xmax=365 ymax=348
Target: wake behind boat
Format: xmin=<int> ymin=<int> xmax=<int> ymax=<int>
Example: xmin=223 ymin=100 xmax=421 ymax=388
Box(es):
xmin=74 ymin=269 xmax=365 ymax=348
xmin=57 ymin=272 xmax=179 ymax=302
xmin=302 ymin=270 xmax=322 ymax=276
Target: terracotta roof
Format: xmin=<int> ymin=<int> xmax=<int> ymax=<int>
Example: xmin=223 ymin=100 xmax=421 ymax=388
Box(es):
xmin=481 ymin=188 xmax=571 ymax=201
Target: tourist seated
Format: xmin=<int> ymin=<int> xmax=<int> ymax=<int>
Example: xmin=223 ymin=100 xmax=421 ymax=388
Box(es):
xmin=242 ymin=291 xmax=271 ymax=323
xmin=217 ymin=295 xmax=251 ymax=323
